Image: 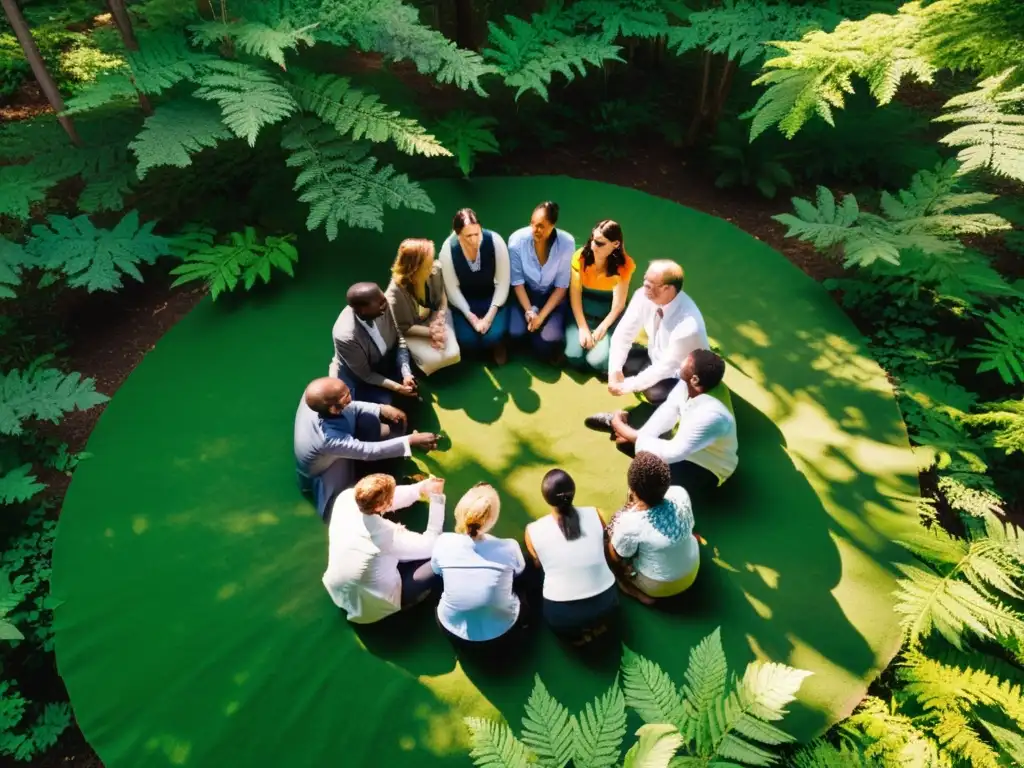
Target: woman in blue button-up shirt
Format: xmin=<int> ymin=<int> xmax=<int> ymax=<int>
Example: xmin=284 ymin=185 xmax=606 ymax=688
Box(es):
xmin=508 ymin=201 xmax=576 ymax=360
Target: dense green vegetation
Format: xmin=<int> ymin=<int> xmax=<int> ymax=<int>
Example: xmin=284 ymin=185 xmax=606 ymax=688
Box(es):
xmin=1 ymin=0 xmax=1022 ymax=765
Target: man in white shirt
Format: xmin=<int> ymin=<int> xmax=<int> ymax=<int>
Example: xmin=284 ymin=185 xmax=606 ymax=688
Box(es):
xmin=603 ymin=260 xmax=709 ymax=405
xmin=589 ymin=349 xmax=738 ymax=492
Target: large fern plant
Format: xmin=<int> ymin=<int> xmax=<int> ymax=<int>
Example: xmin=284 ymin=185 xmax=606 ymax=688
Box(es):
xmin=463 ymin=627 xmax=811 ymax=768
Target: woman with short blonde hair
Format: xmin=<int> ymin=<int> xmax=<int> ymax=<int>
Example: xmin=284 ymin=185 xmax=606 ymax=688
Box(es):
xmin=430 ymin=483 xmax=528 ymax=650
xmin=385 ymin=238 xmax=461 ymax=375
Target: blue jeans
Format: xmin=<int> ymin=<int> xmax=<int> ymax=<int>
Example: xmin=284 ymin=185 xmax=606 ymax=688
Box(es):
xmin=509 ymin=288 xmax=567 ymax=358
xmin=452 ymin=299 xmax=509 ymax=351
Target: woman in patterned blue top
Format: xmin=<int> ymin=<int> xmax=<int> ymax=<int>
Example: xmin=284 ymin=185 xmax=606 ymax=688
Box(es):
xmin=507 ymin=201 xmax=576 ymax=361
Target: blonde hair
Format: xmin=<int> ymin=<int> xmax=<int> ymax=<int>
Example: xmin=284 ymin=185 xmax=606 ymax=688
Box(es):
xmin=454 ymin=483 xmax=500 ymax=539
xmin=354 ymin=473 xmax=396 ymax=514
xmin=391 ymin=238 xmax=435 ymax=299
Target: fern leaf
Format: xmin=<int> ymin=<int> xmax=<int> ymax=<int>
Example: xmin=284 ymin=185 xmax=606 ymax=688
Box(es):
xmin=190 ymin=19 xmax=317 ymax=69
xmin=129 ymin=31 xmax=217 ymax=95
xmin=0 ymin=365 xmax=108 ymax=436
xmin=790 ymin=739 xmax=868 ymax=767
xmin=837 ymin=695 xmax=947 ymax=767
xmin=519 ymin=675 xmax=575 ymax=768
xmin=433 ymin=111 xmax=500 ymax=177
xmin=965 ymin=306 xmax=1024 ymax=385
xmin=289 ymin=70 xmax=449 ymax=158
xmin=680 ymin=627 xmax=730 ymax=754
xmin=62 ymin=70 xmax=139 ymax=116
xmin=0 ymin=465 xmax=45 ymax=505
xmin=169 ymin=227 xmax=297 ymax=300
xmin=930 ymin=708 xmax=1002 ymax=768
xmin=194 ymin=60 xmax=298 ymax=146
xmin=0 ymin=238 xmax=33 ymax=300
xmin=962 ymin=399 xmax=1024 ymax=456
xmin=0 ymin=164 xmax=53 ymax=221
xmin=620 ymin=646 xmax=686 ymax=730
xmin=463 ymin=717 xmax=533 ymax=768
xmin=570 ymin=1 xmax=671 ymax=42
xmin=936 ymin=67 xmax=1024 ymax=183
xmin=281 ymin=117 xmax=433 ymax=240
xmin=25 ymin=210 xmax=170 ymax=294
xmin=622 ymin=723 xmax=684 ymax=768
xmin=936 ymin=475 xmax=1004 ymax=518
xmin=979 ymin=719 xmax=1024 ymax=765
xmin=574 ymin=682 xmax=627 ymax=768
xmin=129 ymin=100 xmax=234 ymax=178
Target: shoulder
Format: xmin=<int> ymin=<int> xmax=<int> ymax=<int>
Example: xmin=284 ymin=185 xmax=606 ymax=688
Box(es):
xmin=620 ymin=254 xmax=637 ymax=278
xmin=384 ymin=279 xmax=402 ymax=298
xmin=335 ymin=307 xmax=356 ymax=334
xmin=508 ymin=227 xmax=530 ymax=246
xmin=485 ymin=229 xmax=505 ymax=246
xmin=663 ymin=485 xmax=692 ymax=509
xmin=556 ymin=229 xmax=575 ymax=249
xmin=570 ymin=248 xmax=584 ymax=271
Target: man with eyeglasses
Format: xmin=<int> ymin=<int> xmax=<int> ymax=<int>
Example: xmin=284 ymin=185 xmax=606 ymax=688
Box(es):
xmin=599 ymin=260 xmax=709 ymax=405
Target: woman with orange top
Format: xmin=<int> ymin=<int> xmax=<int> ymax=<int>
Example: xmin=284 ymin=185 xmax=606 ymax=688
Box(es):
xmin=564 ymin=220 xmax=636 ymax=372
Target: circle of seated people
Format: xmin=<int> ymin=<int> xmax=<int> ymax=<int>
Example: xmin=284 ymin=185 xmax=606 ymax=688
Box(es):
xmin=292 ymin=200 xmax=739 ymax=650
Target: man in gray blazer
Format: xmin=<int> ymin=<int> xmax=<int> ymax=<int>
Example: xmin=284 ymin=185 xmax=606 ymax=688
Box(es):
xmin=295 ymin=377 xmax=439 ymax=521
xmin=331 ymin=282 xmax=418 ymax=405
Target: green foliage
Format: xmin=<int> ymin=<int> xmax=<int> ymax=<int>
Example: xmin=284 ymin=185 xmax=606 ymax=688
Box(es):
xmin=570 ymin=0 xmax=676 ymax=42
xmin=129 ymin=100 xmax=234 ymax=178
xmin=432 ymin=111 xmax=500 ymax=177
xmin=0 ymin=466 xmax=45 ymax=506
xmin=0 ymin=363 xmax=107 ymax=438
xmin=193 ymin=60 xmax=298 ymax=146
xmin=169 ymin=227 xmax=299 ymax=300
xmin=962 ymin=399 xmax=1024 ymax=456
xmin=520 ymin=677 xmax=575 ymax=768
xmin=574 ymin=684 xmax=627 ymax=768
xmin=0 ymin=683 xmax=71 ymax=761
xmin=189 ymin=18 xmax=317 ymax=69
xmin=24 ymin=210 xmax=171 ymax=294
xmin=710 ymin=120 xmax=794 ymax=198
xmin=835 ymin=695 xmax=949 ymax=766
xmin=965 ymin=305 xmax=1024 ymax=385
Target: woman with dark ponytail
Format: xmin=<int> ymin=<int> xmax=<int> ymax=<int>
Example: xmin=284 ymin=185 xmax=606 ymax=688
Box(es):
xmin=524 ymin=469 xmax=619 ymax=646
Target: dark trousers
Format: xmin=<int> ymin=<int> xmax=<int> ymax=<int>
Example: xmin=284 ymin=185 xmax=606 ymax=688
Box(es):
xmin=335 ymin=350 xmax=401 ymax=405
xmin=623 ymin=347 xmax=677 ymax=405
xmin=616 ymin=441 xmax=720 ymax=496
xmin=398 ymin=559 xmax=441 ymax=608
xmin=542 ymin=583 xmax=620 ymax=644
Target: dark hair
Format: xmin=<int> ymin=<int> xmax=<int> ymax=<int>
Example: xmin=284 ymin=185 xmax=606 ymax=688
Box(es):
xmin=581 ymin=219 xmax=628 ymax=278
xmin=533 ymin=201 xmax=559 ymax=225
xmin=541 ymin=468 xmax=580 ymax=541
xmin=452 ymin=208 xmax=479 ymax=234
xmin=627 ymin=452 xmax=671 ymax=507
xmin=690 ymin=348 xmax=726 ymax=391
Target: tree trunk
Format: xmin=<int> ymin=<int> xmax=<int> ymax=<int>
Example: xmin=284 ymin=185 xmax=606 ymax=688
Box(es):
xmin=1 ymin=0 xmax=81 ymax=145
xmin=106 ymin=0 xmax=153 ymax=115
xmin=453 ymin=0 xmax=476 ymax=50
xmin=708 ymin=58 xmax=736 ymax=129
xmin=685 ymin=50 xmax=712 ymax=146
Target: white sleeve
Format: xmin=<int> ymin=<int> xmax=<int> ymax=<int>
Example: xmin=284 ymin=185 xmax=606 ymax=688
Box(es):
xmin=624 ymin=316 xmax=699 ymax=393
xmin=491 ymin=232 xmax=511 ymax=308
xmin=388 ymin=480 xmax=427 ymax=512
xmin=389 ymin=493 xmax=445 ymax=561
xmin=439 ymin=234 xmax=471 ymax=318
xmin=636 ymin=401 xmax=731 ymax=466
xmin=636 ymin=386 xmax=685 ymax=440
xmin=608 ymin=290 xmax=645 ymax=376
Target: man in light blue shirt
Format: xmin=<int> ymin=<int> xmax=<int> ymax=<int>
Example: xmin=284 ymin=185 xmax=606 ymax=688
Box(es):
xmin=508 ymin=201 xmax=575 ymax=360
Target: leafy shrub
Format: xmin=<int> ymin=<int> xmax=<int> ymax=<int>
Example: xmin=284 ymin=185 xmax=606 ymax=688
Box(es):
xmin=169 ymin=226 xmax=299 ymax=300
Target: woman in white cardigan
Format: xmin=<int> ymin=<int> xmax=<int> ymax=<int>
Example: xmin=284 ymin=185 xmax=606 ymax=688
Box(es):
xmin=323 ymin=473 xmax=446 ymax=624
xmin=524 ymin=469 xmax=619 ymax=646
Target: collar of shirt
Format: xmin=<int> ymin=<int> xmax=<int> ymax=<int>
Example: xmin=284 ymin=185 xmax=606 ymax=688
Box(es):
xmin=356 ymin=315 xmax=388 ymax=354
xmin=512 ymin=228 xmax=573 ymax=290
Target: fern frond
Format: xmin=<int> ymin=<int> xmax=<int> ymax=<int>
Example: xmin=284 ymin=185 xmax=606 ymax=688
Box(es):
xmin=574 ymin=681 xmax=627 ymax=768
xmin=936 ymin=67 xmax=1024 ymax=182
xmin=432 ymin=111 xmax=499 ymax=177
xmin=190 ymin=19 xmax=317 ymax=69
xmin=169 ymin=228 xmax=298 ymax=300
xmin=0 ymin=365 xmax=108 ymax=436
xmin=965 ymin=306 xmax=1024 ymax=385
xmin=936 ymin=475 xmax=1004 ymax=518
xmin=929 ymin=708 xmax=1002 ymax=768
xmin=129 ymin=100 xmax=234 ymax=179
xmin=0 ymin=464 xmax=45 ymax=505
xmin=570 ymin=1 xmax=671 ymax=42
xmin=0 ymin=238 xmax=33 ymax=300
xmin=621 ymin=723 xmax=683 ymax=768
xmin=979 ymin=719 xmax=1024 ymax=765
xmin=25 ymin=210 xmax=171 ymax=294
xmin=962 ymin=399 xmax=1024 ymax=456
xmin=289 ymin=70 xmax=449 ymax=157
xmin=62 ymin=70 xmax=139 ymax=116
xmin=520 ymin=675 xmax=575 ymax=768
xmin=679 ymin=627 xmax=730 ymax=754
xmin=463 ymin=716 xmax=533 ymax=768
xmin=281 ymin=117 xmax=433 ymax=240
xmin=194 ymin=60 xmax=297 ymax=146
xmin=790 ymin=739 xmax=868 ymax=767
xmin=0 ymin=164 xmax=54 ymax=222
xmin=620 ymin=646 xmax=686 ymax=730
xmin=837 ymin=696 xmax=947 ymax=767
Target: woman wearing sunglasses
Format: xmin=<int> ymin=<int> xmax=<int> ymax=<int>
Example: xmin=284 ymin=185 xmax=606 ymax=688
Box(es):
xmin=564 ymin=220 xmax=635 ymax=373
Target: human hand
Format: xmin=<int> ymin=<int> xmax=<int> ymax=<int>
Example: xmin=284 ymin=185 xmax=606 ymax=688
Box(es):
xmin=527 ymin=313 xmax=544 ymax=333
xmin=610 ymin=370 xmax=625 ymax=384
xmin=476 ymin=315 xmax=492 ymax=335
xmin=607 ymin=381 xmax=627 ymax=396
xmin=524 ymin=309 xmax=538 ymax=331
xmin=402 ymin=374 xmax=417 ymax=390
xmin=378 ymin=405 xmax=407 ymax=427
xmin=422 ymin=476 xmax=445 ymax=497
xmin=578 ymin=327 xmax=594 ymax=350
xmin=610 ymin=410 xmax=630 ymax=430
xmin=592 ymin=325 xmax=607 ymax=343
xmin=409 ymin=431 xmax=438 ymax=451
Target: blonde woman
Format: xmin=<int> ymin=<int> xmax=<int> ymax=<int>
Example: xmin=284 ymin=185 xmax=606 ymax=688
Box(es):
xmin=385 ymin=238 xmax=461 ymax=375
xmin=430 ymin=483 xmax=528 ymax=650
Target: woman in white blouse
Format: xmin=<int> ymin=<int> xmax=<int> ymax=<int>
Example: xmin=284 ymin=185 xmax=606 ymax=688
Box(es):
xmin=439 ymin=209 xmax=511 ymax=365
xmin=524 ymin=469 xmax=619 ymax=646
xmin=322 ymin=473 xmax=446 ymax=624
xmin=430 ymin=483 xmax=528 ymax=652
xmin=606 ymin=452 xmax=700 ymax=604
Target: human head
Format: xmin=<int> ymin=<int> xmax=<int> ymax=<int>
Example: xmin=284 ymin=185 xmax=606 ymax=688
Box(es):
xmin=680 ymin=348 xmax=726 ymax=396
xmin=354 ymin=473 xmax=397 ymax=515
xmin=346 ymin=282 xmax=388 ymax=321
xmin=582 ymin=219 xmax=626 ymax=277
xmin=454 ymin=482 xmax=500 ymax=539
xmin=304 ymin=377 xmax=352 ymax=417
xmin=541 ymin=468 xmax=576 ymax=508
xmin=530 ymin=201 xmax=559 ymax=244
xmin=391 ymin=238 xmax=435 ymax=288
xmin=627 ymin=452 xmax=671 ymax=507
xmin=453 ymin=208 xmax=483 ymax=258
xmin=642 ymin=260 xmax=684 ymax=305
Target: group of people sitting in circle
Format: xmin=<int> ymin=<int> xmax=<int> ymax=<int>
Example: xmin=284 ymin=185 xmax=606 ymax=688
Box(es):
xmin=293 ymin=200 xmax=740 ymax=649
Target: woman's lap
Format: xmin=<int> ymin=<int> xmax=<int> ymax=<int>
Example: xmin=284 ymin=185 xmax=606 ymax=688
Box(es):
xmin=453 ymin=302 xmax=508 ymax=350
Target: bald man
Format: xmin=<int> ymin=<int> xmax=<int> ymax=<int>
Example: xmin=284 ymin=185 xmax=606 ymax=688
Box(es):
xmin=330 ymin=282 xmax=417 ymax=405
xmin=602 ymin=259 xmax=709 ymax=406
xmin=294 ymin=377 xmax=438 ymax=520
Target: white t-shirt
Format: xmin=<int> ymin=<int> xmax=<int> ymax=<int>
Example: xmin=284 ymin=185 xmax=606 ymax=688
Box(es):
xmin=525 ymin=507 xmax=615 ymax=602
xmin=431 ymin=533 xmax=525 ymax=642
xmin=609 ymin=486 xmax=699 ymax=583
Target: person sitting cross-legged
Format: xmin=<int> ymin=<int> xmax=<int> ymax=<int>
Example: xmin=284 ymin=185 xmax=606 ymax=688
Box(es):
xmin=294 ymin=377 xmax=440 ymax=521
xmin=439 ymin=208 xmax=511 ymax=365
xmin=524 ymin=469 xmax=619 ymax=647
xmin=330 ymin=282 xmax=417 ymax=405
xmin=605 ymin=259 xmax=709 ymax=406
xmin=606 ymin=452 xmax=700 ymax=605
xmin=323 ymin=474 xmax=447 ymax=624
xmin=589 ymin=349 xmax=738 ymax=494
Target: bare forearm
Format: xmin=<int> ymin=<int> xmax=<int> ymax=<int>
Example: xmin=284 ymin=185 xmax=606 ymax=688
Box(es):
xmin=514 ymin=284 xmax=532 ymax=312
xmin=539 ymin=287 xmax=567 ymax=321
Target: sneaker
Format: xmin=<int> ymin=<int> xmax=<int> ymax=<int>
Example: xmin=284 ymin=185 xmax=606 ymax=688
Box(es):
xmin=584 ymin=412 xmax=615 ymax=432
